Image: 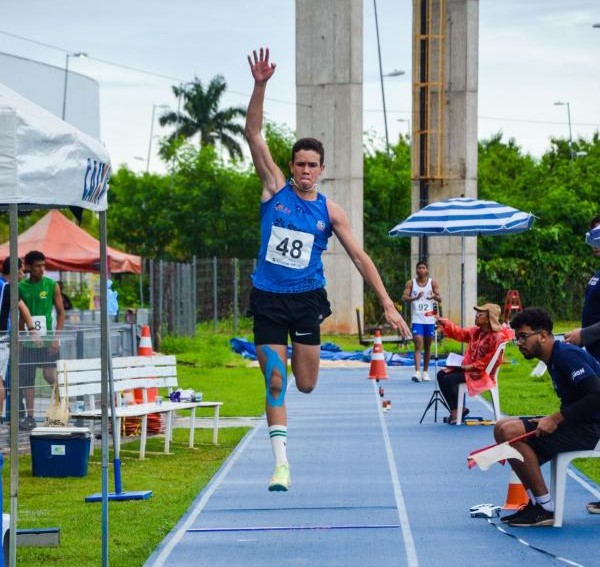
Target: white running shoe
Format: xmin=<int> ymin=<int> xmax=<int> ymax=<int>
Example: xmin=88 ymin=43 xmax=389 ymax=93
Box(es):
xmin=411 ymin=370 xmax=422 ymax=382
xmin=421 ymin=371 xmax=431 ymax=381
xmin=268 ymin=463 xmax=291 ymax=491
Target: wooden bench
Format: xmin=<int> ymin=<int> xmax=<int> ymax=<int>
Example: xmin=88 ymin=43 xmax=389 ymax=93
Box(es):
xmin=56 ymin=355 xmax=222 ymax=459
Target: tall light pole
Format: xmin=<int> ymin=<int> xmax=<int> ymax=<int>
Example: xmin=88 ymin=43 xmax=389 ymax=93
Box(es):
xmin=146 ymin=104 xmax=169 ymax=172
xmin=373 ymin=0 xmax=397 ymax=155
xmin=553 ymin=101 xmax=573 ymax=159
xmin=61 ymin=51 xmax=87 ymax=121
xmin=373 ymin=0 xmax=405 ymax=155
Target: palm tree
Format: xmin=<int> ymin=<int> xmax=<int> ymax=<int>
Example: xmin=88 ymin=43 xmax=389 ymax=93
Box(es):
xmin=158 ymin=75 xmax=247 ymax=160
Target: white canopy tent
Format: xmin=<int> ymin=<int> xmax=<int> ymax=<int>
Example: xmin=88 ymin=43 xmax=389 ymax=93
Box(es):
xmin=0 ymin=82 xmax=112 ymax=566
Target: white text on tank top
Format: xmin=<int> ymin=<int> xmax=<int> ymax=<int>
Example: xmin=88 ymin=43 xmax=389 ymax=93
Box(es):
xmin=411 ymin=278 xmax=435 ymax=324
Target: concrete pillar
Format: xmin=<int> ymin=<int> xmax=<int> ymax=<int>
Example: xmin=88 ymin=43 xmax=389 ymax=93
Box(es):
xmin=296 ymin=0 xmax=364 ymax=333
xmin=411 ymin=0 xmax=479 ymax=326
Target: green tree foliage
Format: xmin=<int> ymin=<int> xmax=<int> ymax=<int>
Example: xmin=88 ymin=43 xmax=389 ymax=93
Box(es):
xmin=477 ymin=133 xmax=599 ymax=318
xmin=168 ymin=145 xmax=261 ymax=258
xmin=107 ymin=168 xmax=177 ymax=258
xmin=159 ymin=76 xmax=247 ymax=161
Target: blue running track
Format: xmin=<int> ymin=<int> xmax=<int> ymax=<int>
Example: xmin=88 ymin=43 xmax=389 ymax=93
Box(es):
xmin=144 ymin=366 xmax=599 ymax=567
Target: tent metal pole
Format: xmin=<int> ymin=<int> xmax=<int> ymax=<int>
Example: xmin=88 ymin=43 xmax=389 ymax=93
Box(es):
xmin=8 ymin=204 xmax=19 ymax=567
xmin=99 ymin=211 xmax=110 ymax=567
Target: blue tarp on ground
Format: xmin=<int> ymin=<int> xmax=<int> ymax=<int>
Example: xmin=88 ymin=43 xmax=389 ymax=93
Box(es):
xmin=229 ymin=338 xmax=447 ymax=367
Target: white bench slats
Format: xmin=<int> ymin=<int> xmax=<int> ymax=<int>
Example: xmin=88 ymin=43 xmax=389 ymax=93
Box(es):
xmin=56 ymin=354 xmax=176 ymax=372
xmin=56 ymin=355 xmax=222 ymax=459
xmin=61 ymin=376 xmax=179 ymax=399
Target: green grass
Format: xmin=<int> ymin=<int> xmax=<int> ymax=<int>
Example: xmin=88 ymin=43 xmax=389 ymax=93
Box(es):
xmin=9 ymin=428 xmax=248 ymax=567
xmin=5 ymin=320 xmax=599 ymax=565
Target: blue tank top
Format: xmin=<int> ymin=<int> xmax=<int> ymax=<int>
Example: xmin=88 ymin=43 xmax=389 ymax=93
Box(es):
xmin=252 ymin=183 xmax=333 ymax=293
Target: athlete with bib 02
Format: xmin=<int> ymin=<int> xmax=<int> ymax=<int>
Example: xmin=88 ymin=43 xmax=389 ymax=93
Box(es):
xmin=246 ymin=47 xmax=411 ymax=491
xmin=402 ymin=261 xmax=441 ymax=382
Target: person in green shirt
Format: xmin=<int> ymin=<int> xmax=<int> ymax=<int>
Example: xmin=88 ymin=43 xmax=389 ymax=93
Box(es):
xmin=18 ymin=250 xmax=64 ymax=430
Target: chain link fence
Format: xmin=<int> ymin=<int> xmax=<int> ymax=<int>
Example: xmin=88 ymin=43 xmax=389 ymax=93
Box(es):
xmin=149 ymin=258 xmax=255 ymax=342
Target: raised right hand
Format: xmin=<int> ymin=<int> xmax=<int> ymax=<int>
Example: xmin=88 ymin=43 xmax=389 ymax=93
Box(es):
xmin=247 ymin=47 xmax=276 ymax=84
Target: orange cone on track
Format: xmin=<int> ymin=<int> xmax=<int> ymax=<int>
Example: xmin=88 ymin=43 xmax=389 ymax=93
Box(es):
xmin=368 ymin=330 xmax=388 ymax=380
xmin=503 ymin=470 xmax=529 ymax=509
xmin=138 ymin=325 xmax=154 ymax=356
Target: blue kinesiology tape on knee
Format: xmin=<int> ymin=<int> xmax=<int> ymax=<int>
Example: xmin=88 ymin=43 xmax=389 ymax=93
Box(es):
xmin=262 ymin=346 xmax=287 ymax=407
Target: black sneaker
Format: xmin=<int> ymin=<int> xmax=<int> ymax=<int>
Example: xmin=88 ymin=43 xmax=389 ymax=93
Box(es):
xmin=507 ymin=503 xmax=554 ymax=527
xmin=500 ymin=501 xmax=534 ymax=523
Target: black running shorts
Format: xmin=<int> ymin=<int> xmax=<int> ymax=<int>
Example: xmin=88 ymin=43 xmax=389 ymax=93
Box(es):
xmin=249 ymin=287 xmax=332 ymax=346
xmin=20 ymin=346 xmax=59 ymax=388
xmin=520 ymin=416 xmax=600 ymax=464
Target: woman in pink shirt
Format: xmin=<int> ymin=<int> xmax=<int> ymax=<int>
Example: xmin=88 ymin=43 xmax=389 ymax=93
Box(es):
xmin=437 ymin=303 xmax=512 ymax=424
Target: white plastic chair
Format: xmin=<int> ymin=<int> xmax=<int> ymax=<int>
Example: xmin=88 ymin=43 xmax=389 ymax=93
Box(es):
xmin=455 ymin=341 xmax=507 ymax=425
xmin=550 ymin=437 xmax=600 ymax=527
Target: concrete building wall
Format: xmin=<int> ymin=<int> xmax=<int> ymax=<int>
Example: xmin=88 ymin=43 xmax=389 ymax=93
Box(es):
xmin=296 ymin=0 xmax=364 ymax=333
xmin=411 ymin=0 xmax=479 ymax=325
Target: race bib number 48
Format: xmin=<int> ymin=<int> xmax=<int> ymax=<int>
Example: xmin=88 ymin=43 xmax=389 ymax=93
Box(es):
xmin=266 ymin=226 xmax=314 ymax=270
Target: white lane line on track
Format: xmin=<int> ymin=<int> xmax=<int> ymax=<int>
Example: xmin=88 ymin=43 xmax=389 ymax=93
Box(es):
xmin=373 ymin=379 xmax=420 ymax=567
xmin=146 ymin=421 xmax=265 ymax=567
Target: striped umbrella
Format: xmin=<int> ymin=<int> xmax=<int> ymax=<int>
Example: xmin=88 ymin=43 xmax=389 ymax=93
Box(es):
xmin=389 ymin=197 xmax=534 ymax=237
xmin=585 ymin=226 xmax=600 ymax=247
xmin=389 ymin=197 xmax=535 ymax=325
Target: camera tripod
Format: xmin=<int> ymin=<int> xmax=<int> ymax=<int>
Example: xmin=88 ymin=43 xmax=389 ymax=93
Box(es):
xmin=419 ymin=327 xmax=449 ymax=423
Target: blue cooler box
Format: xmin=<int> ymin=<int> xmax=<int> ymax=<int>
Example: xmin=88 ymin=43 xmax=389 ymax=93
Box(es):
xmin=30 ymin=427 xmax=91 ymax=478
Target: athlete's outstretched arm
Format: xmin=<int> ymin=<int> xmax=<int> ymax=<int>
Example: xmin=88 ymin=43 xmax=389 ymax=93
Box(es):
xmin=245 ymin=47 xmax=286 ymax=199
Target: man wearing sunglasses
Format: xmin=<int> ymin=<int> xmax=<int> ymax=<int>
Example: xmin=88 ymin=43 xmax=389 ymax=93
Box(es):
xmin=494 ymin=307 xmax=600 ymax=527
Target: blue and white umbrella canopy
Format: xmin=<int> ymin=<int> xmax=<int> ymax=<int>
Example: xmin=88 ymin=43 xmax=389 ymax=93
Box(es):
xmin=389 ymin=197 xmax=535 ymax=237
xmin=585 ymin=226 xmax=600 ymax=247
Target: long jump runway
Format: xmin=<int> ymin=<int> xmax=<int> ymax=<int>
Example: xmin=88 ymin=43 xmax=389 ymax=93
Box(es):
xmin=144 ymin=367 xmax=600 ymax=567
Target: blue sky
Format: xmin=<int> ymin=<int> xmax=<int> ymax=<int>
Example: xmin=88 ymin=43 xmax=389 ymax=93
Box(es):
xmin=1 ymin=0 xmax=598 ymax=173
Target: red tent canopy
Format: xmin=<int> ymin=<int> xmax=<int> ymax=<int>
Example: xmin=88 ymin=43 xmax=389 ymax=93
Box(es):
xmin=0 ymin=209 xmax=141 ymax=274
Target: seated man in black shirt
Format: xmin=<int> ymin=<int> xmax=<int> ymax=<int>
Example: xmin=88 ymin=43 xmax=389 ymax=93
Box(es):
xmin=494 ymin=307 xmax=600 ymax=527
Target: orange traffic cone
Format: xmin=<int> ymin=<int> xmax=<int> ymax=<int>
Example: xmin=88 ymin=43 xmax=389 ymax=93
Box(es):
xmin=138 ymin=325 xmax=154 ymax=356
xmin=503 ymin=470 xmax=529 ymax=509
xmin=368 ymin=330 xmax=388 ymax=380
xmin=132 ymin=325 xmax=163 ymax=434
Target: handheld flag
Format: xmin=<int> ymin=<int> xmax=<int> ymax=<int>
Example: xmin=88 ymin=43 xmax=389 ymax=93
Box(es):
xmin=467 ymin=431 xmax=536 ymax=471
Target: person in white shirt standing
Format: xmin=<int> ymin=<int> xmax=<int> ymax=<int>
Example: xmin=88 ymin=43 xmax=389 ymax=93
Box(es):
xmin=402 ymin=261 xmax=441 ymax=382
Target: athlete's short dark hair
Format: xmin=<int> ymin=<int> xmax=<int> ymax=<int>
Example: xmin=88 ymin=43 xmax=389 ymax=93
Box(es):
xmin=510 ymin=307 xmax=553 ymax=333
xmin=291 ymin=138 xmax=325 ymax=165
xmin=24 ymin=250 xmax=46 ymax=266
